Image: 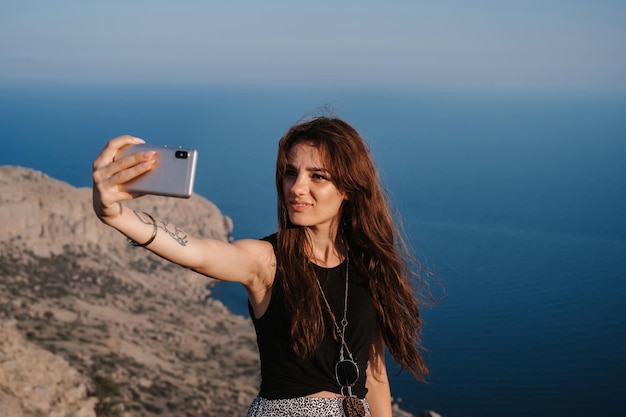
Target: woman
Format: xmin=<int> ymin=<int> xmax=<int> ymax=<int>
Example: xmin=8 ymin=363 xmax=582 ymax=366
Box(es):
xmin=93 ymin=116 xmax=429 ymax=417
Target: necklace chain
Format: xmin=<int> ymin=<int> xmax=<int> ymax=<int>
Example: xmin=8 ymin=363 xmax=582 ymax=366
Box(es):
xmin=316 ymin=252 xmax=354 ymax=362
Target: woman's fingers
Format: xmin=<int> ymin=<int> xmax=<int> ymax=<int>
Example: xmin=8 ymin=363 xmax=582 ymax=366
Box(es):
xmin=92 ymin=135 xmax=156 ymax=220
xmin=93 ymin=135 xmax=157 ymax=187
xmin=93 ymin=135 xmax=144 ymax=171
xmin=108 ymin=152 xmax=157 ymax=185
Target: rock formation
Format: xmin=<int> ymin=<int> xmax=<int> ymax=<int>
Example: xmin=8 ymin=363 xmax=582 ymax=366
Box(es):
xmin=1 ymin=165 xmax=255 ymax=417
xmin=0 ymin=319 xmax=98 ymax=417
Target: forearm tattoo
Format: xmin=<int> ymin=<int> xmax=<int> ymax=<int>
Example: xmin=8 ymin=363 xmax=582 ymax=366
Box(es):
xmin=132 ymin=210 xmax=189 ymax=247
xmin=159 ymin=219 xmax=189 ymax=246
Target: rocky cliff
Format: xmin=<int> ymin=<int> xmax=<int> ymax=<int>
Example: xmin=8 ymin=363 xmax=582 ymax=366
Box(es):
xmin=0 ymin=166 xmax=257 ymax=417
xmin=0 ymin=166 xmax=419 ymax=417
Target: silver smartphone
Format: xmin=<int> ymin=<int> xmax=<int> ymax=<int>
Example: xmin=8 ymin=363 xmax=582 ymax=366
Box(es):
xmin=116 ymin=144 xmax=198 ymax=198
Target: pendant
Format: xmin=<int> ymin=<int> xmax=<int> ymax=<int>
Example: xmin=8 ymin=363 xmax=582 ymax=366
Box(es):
xmin=341 ymin=396 xmax=366 ymax=417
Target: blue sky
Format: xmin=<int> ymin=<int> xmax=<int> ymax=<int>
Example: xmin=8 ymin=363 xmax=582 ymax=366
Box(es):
xmin=1 ymin=0 xmax=625 ymax=91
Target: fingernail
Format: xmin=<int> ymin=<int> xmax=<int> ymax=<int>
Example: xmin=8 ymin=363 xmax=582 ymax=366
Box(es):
xmin=133 ymin=137 xmax=146 ymax=143
xmin=142 ymin=151 xmax=156 ymax=158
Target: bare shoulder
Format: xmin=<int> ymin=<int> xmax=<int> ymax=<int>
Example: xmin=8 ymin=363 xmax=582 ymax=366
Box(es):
xmin=233 ymin=238 xmax=277 ymax=315
xmin=232 ymin=238 xmax=276 ymax=285
xmin=231 ymin=238 xmax=275 ymax=260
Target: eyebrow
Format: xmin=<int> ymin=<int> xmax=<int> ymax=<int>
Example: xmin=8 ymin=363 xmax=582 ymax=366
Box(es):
xmin=286 ymin=163 xmax=329 ymax=174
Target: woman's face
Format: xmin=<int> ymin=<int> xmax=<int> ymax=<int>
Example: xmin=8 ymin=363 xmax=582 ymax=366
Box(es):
xmin=282 ymin=142 xmax=346 ymax=232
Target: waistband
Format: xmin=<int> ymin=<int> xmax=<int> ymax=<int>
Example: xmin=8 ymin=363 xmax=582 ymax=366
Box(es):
xmin=246 ymin=395 xmax=371 ymax=417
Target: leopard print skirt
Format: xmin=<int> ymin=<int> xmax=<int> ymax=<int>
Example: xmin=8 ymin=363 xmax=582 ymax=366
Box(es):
xmin=246 ymin=395 xmax=371 ymax=417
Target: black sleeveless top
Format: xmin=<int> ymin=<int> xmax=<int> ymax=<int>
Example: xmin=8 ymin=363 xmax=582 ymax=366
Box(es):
xmin=249 ymin=234 xmax=378 ymax=399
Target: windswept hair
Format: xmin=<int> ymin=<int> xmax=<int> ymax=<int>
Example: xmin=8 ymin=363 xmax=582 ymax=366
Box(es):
xmin=275 ymin=115 xmax=430 ymax=381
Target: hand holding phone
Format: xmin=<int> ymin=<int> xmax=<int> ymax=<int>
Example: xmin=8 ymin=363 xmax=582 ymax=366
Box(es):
xmin=116 ymin=144 xmax=198 ymax=198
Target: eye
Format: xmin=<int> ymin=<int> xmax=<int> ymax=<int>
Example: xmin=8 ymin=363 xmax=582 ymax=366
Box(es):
xmin=285 ymin=168 xmax=297 ymax=178
xmin=311 ymin=173 xmax=327 ymax=181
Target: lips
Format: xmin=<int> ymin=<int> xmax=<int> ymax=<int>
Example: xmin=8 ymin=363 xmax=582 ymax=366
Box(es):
xmin=289 ymin=199 xmax=312 ymax=212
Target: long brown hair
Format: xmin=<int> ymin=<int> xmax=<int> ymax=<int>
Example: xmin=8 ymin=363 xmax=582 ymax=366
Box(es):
xmin=275 ymin=116 xmax=430 ymax=381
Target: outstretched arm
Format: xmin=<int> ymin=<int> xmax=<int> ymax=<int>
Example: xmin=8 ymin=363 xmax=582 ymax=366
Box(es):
xmin=92 ymin=135 xmax=274 ymax=289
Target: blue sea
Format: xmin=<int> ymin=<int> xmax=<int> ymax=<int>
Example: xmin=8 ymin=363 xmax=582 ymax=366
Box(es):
xmin=1 ymin=83 xmax=625 ymax=417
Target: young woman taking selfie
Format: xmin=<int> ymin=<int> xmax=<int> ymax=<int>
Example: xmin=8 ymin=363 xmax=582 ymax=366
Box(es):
xmin=92 ymin=116 xmax=431 ymax=417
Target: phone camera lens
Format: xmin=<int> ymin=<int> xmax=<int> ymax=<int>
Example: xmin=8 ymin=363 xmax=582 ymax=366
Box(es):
xmin=175 ymin=150 xmax=189 ymax=159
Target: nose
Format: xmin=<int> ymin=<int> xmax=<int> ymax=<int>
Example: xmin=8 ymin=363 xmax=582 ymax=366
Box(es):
xmin=290 ymin=173 xmax=309 ymax=196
